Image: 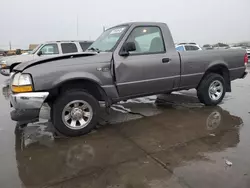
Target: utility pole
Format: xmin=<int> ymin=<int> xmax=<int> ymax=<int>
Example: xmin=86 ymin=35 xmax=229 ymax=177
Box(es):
xmin=9 ymin=41 xmax=11 ymax=50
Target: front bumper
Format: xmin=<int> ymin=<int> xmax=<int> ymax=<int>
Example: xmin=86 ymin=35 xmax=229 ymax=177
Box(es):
xmin=10 ymin=92 xmax=49 ymax=122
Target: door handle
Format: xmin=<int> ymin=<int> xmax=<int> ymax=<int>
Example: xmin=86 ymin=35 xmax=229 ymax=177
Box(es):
xmin=162 ymin=58 xmax=171 ymax=63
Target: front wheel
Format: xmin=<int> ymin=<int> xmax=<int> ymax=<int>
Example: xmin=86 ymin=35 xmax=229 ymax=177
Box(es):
xmin=52 ymin=90 xmax=100 ymax=137
xmin=197 ymin=73 xmax=226 ymax=106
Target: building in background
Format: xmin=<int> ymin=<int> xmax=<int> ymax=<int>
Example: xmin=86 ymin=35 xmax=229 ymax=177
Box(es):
xmin=0 ymin=49 xmax=6 ymax=56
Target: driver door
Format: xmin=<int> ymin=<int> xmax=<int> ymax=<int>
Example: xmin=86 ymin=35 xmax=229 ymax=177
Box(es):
xmin=113 ymin=26 xmax=180 ymax=97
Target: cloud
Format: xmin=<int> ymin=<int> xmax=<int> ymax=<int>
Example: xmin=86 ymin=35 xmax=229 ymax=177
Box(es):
xmin=1 ymin=0 xmax=249 ymax=49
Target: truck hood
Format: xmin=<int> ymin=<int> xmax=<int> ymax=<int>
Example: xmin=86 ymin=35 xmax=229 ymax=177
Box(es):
xmin=0 ymin=54 xmax=35 ymax=65
xmin=14 ymin=52 xmax=111 ymax=71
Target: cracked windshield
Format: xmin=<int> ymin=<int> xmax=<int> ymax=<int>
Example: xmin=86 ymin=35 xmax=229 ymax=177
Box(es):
xmin=0 ymin=0 xmax=250 ymax=188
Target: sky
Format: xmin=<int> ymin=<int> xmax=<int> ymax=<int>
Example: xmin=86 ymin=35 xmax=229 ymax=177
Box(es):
xmin=1 ymin=0 xmax=250 ymax=50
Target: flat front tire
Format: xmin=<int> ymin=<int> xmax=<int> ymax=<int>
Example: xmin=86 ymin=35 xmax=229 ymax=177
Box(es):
xmin=197 ymin=73 xmax=226 ymax=106
xmin=52 ymin=90 xmax=100 ymax=137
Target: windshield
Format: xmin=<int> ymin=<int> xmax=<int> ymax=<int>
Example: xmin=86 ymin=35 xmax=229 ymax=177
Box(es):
xmin=31 ymin=44 xmax=43 ymax=54
xmin=88 ymin=26 xmax=128 ymax=52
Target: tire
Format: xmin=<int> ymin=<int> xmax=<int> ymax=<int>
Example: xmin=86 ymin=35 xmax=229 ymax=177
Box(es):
xmin=197 ymin=73 xmax=226 ymax=106
xmin=52 ymin=90 xmax=100 ymax=137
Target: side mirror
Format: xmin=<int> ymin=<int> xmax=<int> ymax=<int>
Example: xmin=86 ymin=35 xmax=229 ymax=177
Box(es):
xmin=120 ymin=42 xmax=136 ymax=56
xmin=37 ymin=51 xmax=43 ymax=56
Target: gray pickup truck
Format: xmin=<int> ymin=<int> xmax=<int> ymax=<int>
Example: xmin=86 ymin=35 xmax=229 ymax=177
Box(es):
xmin=9 ymin=22 xmax=248 ymax=137
xmin=0 ymin=40 xmax=93 ymax=76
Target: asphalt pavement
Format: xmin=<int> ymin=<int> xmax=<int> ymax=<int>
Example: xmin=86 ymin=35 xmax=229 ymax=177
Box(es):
xmin=0 ymin=68 xmax=250 ymax=188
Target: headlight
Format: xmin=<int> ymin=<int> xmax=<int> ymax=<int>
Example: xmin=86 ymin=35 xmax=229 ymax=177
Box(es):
xmin=0 ymin=61 xmax=7 ymax=68
xmin=19 ymin=74 xmax=33 ymax=85
xmin=11 ymin=73 xmax=33 ymax=93
xmin=12 ymin=73 xmax=21 ymax=85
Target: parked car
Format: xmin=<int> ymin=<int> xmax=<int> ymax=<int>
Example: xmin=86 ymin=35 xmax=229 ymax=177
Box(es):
xmin=202 ymin=44 xmax=214 ymax=50
xmin=245 ymin=49 xmax=250 ymax=63
xmin=9 ymin=21 xmax=248 ymax=137
xmin=229 ymin=44 xmax=250 ymax=63
xmin=176 ymin=43 xmax=202 ymax=51
xmin=0 ymin=40 xmax=93 ymax=76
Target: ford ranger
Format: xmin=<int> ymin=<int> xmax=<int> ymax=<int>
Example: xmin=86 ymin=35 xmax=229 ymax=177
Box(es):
xmin=9 ymin=22 xmax=248 ymax=137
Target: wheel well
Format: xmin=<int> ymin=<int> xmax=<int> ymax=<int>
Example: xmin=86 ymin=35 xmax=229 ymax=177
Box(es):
xmin=198 ymin=65 xmax=231 ymax=92
xmin=10 ymin=63 xmax=21 ymax=72
xmin=47 ymin=79 xmax=110 ymax=106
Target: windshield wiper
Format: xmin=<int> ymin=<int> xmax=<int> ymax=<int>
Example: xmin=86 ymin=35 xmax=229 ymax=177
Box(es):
xmin=87 ymin=47 xmax=101 ymax=53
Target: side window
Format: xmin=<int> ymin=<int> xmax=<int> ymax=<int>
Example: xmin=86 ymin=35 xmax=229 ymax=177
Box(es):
xmin=176 ymin=46 xmax=185 ymax=51
xmin=40 ymin=44 xmax=59 ymax=55
xmin=191 ymin=45 xmax=200 ymax=50
xmin=61 ymin=43 xmax=78 ymax=54
xmin=184 ymin=46 xmax=191 ymax=51
xmin=126 ymin=26 xmax=165 ymax=54
xmin=80 ymin=42 xmax=93 ymax=51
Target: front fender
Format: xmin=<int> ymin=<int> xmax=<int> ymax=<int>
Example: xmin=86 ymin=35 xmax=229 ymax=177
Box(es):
xmin=51 ymin=72 xmax=102 ymax=88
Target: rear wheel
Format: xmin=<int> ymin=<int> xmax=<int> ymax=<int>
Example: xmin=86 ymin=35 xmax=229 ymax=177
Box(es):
xmin=197 ymin=73 xmax=226 ymax=106
xmin=52 ymin=90 xmax=100 ymax=137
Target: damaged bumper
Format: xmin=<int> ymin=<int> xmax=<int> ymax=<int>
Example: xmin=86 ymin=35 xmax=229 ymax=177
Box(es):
xmin=10 ymin=92 xmax=49 ymax=122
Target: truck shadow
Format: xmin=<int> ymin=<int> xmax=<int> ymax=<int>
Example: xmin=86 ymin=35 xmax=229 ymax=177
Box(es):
xmin=14 ymin=94 xmax=243 ymax=188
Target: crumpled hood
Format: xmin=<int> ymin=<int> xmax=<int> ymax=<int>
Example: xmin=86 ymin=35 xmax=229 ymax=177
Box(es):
xmin=0 ymin=54 xmax=35 ymax=65
xmin=14 ymin=52 xmax=113 ymax=71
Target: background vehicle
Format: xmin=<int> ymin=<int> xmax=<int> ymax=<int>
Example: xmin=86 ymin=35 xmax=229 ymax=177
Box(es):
xmin=0 ymin=40 xmax=93 ymax=76
xmin=202 ymin=44 xmax=214 ymax=50
xmin=175 ymin=43 xmax=202 ymax=51
xmin=247 ymin=49 xmax=250 ymax=63
xmin=213 ymin=43 xmax=230 ymax=49
xmin=9 ymin=22 xmax=248 ymax=137
xmin=229 ymin=43 xmax=250 ymax=63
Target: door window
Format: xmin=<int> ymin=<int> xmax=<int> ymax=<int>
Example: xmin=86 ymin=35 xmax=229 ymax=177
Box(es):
xmin=185 ymin=45 xmax=200 ymax=51
xmin=184 ymin=45 xmax=192 ymax=51
xmin=126 ymin=26 xmax=165 ymax=54
xmin=190 ymin=45 xmax=200 ymax=50
xmin=61 ymin=43 xmax=78 ymax=54
xmin=39 ymin=44 xmax=59 ymax=55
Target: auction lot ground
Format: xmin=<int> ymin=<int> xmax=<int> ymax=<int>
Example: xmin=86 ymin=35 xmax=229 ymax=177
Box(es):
xmin=0 ymin=67 xmax=250 ymax=188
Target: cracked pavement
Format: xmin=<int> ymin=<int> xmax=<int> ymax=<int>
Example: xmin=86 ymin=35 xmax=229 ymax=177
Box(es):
xmin=0 ymin=67 xmax=250 ymax=188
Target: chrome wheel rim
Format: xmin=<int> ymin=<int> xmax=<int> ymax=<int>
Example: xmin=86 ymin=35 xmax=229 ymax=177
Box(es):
xmin=208 ymin=80 xmax=223 ymax=101
xmin=62 ymin=100 xmax=93 ymax=130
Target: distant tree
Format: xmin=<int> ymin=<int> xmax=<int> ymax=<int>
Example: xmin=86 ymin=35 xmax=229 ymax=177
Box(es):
xmin=203 ymin=44 xmax=211 ymax=47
